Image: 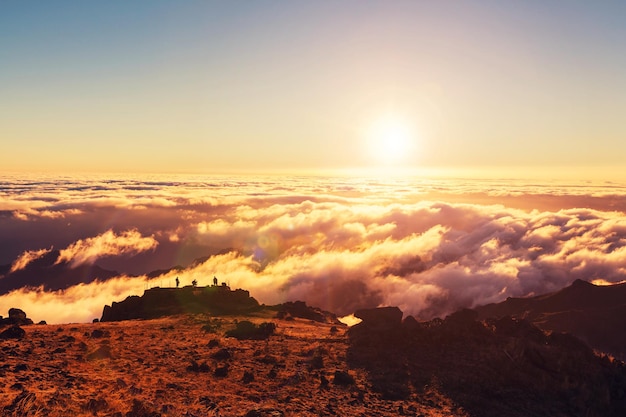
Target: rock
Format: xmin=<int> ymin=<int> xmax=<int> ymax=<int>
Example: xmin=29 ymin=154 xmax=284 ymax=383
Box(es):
xmin=319 ymin=375 xmax=329 ymax=388
xmin=354 ymin=306 xmax=403 ymax=327
xmin=125 ymin=399 xmax=161 ymax=417
xmin=211 ymin=348 xmax=232 ymax=361
xmin=84 ymin=398 xmax=108 ymax=414
xmin=0 ymin=326 xmax=25 ymax=340
xmin=1 ymin=308 xmax=34 ymax=326
xmin=214 ymin=364 xmax=229 ymax=378
xmin=242 ymin=370 xmax=254 ymax=384
xmin=187 ymin=360 xmax=210 ymax=373
xmin=332 ymin=370 xmax=355 ymax=386
xmin=201 ymin=323 xmax=217 ymax=333
xmin=90 ymin=329 xmax=107 ymax=338
xmin=13 ymin=363 xmax=29 ymax=372
xmin=8 ymin=308 xmax=27 ymax=321
xmin=308 ymin=351 xmax=324 ymax=370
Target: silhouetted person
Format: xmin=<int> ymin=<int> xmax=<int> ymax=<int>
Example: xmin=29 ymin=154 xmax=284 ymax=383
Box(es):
xmin=175 ymin=277 xmax=179 ymax=288
xmin=213 ymin=276 xmax=218 ymax=286
xmin=192 ymin=279 xmax=198 ymax=287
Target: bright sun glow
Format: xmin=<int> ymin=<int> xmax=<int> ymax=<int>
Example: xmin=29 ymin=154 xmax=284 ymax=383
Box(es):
xmin=366 ymin=115 xmax=416 ymax=165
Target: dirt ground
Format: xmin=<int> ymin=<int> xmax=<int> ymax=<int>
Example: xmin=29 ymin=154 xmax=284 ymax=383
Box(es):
xmin=0 ymin=313 xmax=465 ymax=417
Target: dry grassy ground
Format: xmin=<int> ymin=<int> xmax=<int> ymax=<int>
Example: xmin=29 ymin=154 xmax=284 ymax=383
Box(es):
xmin=0 ymin=313 xmax=465 ymax=417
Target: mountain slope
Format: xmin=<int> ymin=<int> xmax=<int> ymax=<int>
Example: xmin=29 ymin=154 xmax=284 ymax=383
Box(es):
xmin=475 ymin=279 xmax=626 ymax=360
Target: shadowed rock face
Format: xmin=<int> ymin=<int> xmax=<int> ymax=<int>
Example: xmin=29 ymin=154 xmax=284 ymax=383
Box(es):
xmin=348 ymin=306 xmax=626 ymax=416
xmin=100 ymin=285 xmax=260 ymax=322
xmin=474 ymin=279 xmax=626 ymax=360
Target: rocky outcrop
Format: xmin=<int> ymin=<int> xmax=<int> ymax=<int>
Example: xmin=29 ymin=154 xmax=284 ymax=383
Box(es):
xmin=348 ymin=306 xmax=626 ymax=416
xmin=101 ymin=285 xmax=260 ymax=322
xmin=354 ymin=306 xmax=402 ymax=327
xmin=474 ymin=279 xmax=626 ymax=360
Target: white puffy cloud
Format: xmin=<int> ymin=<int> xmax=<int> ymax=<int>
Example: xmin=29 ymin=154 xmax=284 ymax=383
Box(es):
xmin=56 ymin=229 xmax=158 ymax=267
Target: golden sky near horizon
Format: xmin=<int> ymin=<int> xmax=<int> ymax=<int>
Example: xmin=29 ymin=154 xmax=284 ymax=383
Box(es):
xmin=1 ymin=1 xmax=626 ymax=176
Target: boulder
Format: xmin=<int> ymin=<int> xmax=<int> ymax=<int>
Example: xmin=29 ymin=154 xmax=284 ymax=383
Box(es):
xmin=1 ymin=308 xmax=34 ymax=326
xmin=332 ymin=370 xmax=355 ymax=386
xmin=354 ymin=306 xmax=403 ymax=327
xmin=8 ymin=308 xmax=27 ymax=321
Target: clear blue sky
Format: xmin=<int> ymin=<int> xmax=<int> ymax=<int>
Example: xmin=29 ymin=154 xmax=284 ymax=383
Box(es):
xmin=2 ymin=1 xmax=626 ymax=176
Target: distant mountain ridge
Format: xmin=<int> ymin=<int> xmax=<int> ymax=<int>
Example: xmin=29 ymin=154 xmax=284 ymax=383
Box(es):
xmin=0 ymin=250 xmax=119 ymax=294
xmin=475 ymin=279 xmax=626 ymax=360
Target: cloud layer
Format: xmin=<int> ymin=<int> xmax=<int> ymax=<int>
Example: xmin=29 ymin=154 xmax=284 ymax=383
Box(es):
xmin=1 ymin=173 xmax=626 ymax=323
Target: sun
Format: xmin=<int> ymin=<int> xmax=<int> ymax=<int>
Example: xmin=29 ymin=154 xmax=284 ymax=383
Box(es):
xmin=365 ymin=115 xmax=416 ymax=166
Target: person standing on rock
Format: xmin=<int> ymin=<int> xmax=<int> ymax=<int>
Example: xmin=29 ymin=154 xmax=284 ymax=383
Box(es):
xmin=175 ymin=277 xmax=180 ymax=288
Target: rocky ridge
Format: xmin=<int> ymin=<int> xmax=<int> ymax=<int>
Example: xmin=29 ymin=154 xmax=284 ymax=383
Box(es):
xmin=474 ymin=279 xmax=626 ymax=360
xmin=348 ymin=306 xmax=626 ymax=417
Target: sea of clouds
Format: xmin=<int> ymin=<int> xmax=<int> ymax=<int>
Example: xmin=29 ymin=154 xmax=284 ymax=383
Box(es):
xmin=1 ymin=173 xmax=626 ymax=324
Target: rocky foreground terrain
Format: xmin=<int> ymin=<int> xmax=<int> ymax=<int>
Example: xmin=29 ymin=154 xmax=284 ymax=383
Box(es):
xmin=0 ymin=307 xmax=625 ymax=417
xmin=0 ymin=310 xmax=466 ymax=417
xmin=0 ymin=280 xmax=625 ymax=417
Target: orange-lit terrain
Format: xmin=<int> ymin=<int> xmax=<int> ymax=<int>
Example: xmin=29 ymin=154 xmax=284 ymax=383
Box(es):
xmin=0 ymin=313 xmax=465 ymax=417
xmin=2 ymin=277 xmax=626 ymax=417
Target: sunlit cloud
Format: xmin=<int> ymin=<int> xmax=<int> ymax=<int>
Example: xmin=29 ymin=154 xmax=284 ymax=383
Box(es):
xmin=56 ymin=229 xmax=158 ymax=267
xmin=0 ymin=276 xmax=146 ymax=324
xmin=9 ymin=247 xmax=53 ymax=273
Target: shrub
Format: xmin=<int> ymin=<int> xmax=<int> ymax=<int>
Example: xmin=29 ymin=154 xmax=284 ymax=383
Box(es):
xmin=226 ymin=321 xmax=276 ymax=340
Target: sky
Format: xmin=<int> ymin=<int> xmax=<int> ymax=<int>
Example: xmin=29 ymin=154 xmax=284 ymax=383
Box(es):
xmin=2 ymin=1 xmax=626 ymax=176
